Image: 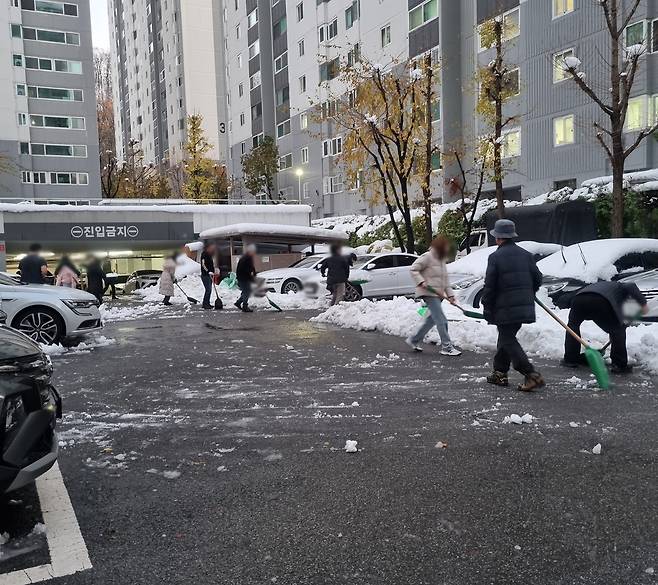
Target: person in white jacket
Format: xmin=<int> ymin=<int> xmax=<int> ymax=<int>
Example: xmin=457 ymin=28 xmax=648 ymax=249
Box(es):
xmin=406 ymin=236 xmax=461 ymax=356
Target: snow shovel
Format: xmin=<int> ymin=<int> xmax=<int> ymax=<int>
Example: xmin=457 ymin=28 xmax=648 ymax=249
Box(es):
xmin=599 ymin=311 xmax=644 ymax=354
xmin=175 ymin=282 xmax=199 ymax=305
xmin=266 ymin=295 xmax=283 ymax=312
xmin=212 ymin=282 xmax=223 ymax=310
xmin=423 ymin=285 xmax=485 ymax=320
xmin=535 ymin=297 xmax=609 ymax=390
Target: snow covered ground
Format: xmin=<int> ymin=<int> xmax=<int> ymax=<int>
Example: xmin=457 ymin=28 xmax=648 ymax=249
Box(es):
xmin=311 ymin=297 xmax=658 ymax=375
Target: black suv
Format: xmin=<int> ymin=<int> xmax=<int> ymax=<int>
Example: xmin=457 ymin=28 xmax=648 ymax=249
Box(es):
xmin=0 ymin=324 xmax=61 ymax=494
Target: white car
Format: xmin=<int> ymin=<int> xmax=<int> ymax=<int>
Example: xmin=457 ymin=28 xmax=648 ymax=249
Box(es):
xmin=305 ymin=253 xmax=419 ymax=300
xmin=260 ymin=255 xmax=328 ymax=294
xmin=0 ymin=273 xmax=102 ymax=344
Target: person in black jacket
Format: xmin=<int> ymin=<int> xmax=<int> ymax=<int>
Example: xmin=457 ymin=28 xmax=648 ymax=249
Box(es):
xmin=563 ymin=281 xmax=649 ymax=373
xmin=320 ymin=244 xmax=352 ymax=305
xmin=85 ymin=256 xmax=106 ymax=304
xmin=482 ymin=220 xmax=545 ymax=392
xmin=235 ymin=244 xmax=257 ymax=312
xmin=200 ymin=243 xmax=217 ymax=309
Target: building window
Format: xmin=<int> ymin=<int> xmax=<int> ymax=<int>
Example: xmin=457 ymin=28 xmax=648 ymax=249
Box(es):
xmin=324 ymin=175 xmax=344 ymax=194
xmin=501 ymin=129 xmax=521 ymax=158
xmin=431 ymin=100 xmax=441 ymax=122
xmin=501 ymin=7 xmax=520 ymax=41
xmin=24 ymin=56 xmax=83 ymax=74
xmin=247 ymin=8 xmax=258 ymax=28
xmin=298 ymin=38 xmax=305 ymax=56
xmin=652 ymin=95 xmax=658 ymax=124
xmin=26 ymin=85 xmax=83 ymax=101
xmin=22 ymin=1 xmax=78 ymax=16
xmin=322 ymin=136 xmax=342 ymax=157
xmin=248 ymin=40 xmax=259 ymax=59
xmin=236 ymin=24 xmax=241 ymax=39
xmin=250 ymin=71 xmax=261 ymax=89
xmin=302 ymin=182 xmax=311 ymax=199
xmin=625 ymin=96 xmax=647 ymax=131
xmin=17 ymin=113 xmax=27 ymax=126
xmin=347 ymin=43 xmax=360 ymax=66
xmin=14 ymin=25 xmax=80 ymax=45
xmin=277 ymin=120 xmax=291 ymax=138
xmin=21 ymin=171 xmax=88 ymax=185
xmin=345 ymin=1 xmax=359 ymax=29
xmin=276 ymin=86 xmax=289 ymax=106
xmin=380 ymin=24 xmax=391 ymax=47
xmin=241 ymin=141 xmax=246 ymax=154
xmin=300 ymin=112 xmax=308 ymax=129
xmin=16 ymin=84 xmax=26 ymax=96
xmin=253 ymin=133 xmax=264 ymax=147
xmin=318 ymin=18 xmax=338 ymax=43
xmin=299 ymin=75 xmax=307 ymax=93
xmin=553 ymin=114 xmax=575 ymax=146
xmin=625 ymin=21 xmax=646 ymax=48
xmin=238 ymin=83 xmax=244 ymax=97
xmin=552 ymin=0 xmax=574 ymax=19
xmin=274 ymin=52 xmax=288 ymax=72
xmin=430 ymin=151 xmax=441 ymax=171
xmin=651 ymin=20 xmax=658 ymax=53
xmin=273 ymin=16 xmax=287 ymax=39
xmin=279 ymin=153 xmax=293 ymax=170
xmin=251 ymin=102 xmax=263 ymax=120
xmin=501 ymin=68 xmax=520 ymax=96
xmin=240 ymin=112 xmax=245 ymax=126
xmin=300 ymin=146 xmax=309 ymax=164
xmin=296 ymin=2 xmax=303 ymax=22
xmin=552 ymin=48 xmax=574 ymax=83
xmin=319 ymin=57 xmax=339 ymax=82
xmin=30 ymin=114 xmax=85 ymax=129
xmin=12 ymin=54 xmax=23 ymax=67
xmin=20 ymin=143 xmax=87 ymax=157
xmin=409 ymin=0 xmax=437 ymax=32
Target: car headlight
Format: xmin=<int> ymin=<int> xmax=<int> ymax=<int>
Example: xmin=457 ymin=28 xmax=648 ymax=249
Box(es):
xmin=63 ymin=299 xmax=99 ymax=314
xmin=266 ymin=278 xmax=283 ymax=284
xmin=452 ymin=277 xmax=481 ymax=290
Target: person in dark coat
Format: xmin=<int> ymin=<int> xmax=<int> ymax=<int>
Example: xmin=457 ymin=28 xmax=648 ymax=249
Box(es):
xmin=235 ymin=244 xmax=257 ymax=312
xmin=85 ymin=256 xmax=106 ymax=304
xmin=18 ymin=243 xmax=48 ymax=284
xmin=102 ymin=259 xmax=117 ymax=299
xmin=200 ymin=243 xmax=217 ymax=309
xmin=482 ymin=219 xmax=545 ymax=392
xmin=320 ymin=244 xmax=352 ymax=305
xmin=563 ymin=281 xmax=648 ymax=374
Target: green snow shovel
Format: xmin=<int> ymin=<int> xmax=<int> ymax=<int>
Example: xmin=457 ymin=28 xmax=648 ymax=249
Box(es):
xmin=422 ymin=285 xmax=485 ymax=320
xmin=535 ymin=297 xmax=609 ymax=390
xmin=266 ymin=295 xmax=283 ymax=312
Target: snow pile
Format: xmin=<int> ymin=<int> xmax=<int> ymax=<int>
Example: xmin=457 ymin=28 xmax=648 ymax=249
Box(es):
xmin=175 ymin=254 xmax=201 ymax=279
xmin=503 ymin=413 xmax=534 ymax=425
xmin=592 ymin=443 xmax=602 ymax=455
xmin=311 ymin=296 xmax=658 ymax=375
xmin=537 ymin=238 xmax=658 ymax=282
xmin=41 ymin=335 xmax=116 ymax=356
xmin=344 ymin=440 xmax=358 ymax=453
xmin=101 ymin=302 xmax=170 ymax=322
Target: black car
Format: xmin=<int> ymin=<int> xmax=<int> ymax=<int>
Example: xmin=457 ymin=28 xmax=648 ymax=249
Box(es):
xmin=0 ymin=325 xmax=61 ymax=494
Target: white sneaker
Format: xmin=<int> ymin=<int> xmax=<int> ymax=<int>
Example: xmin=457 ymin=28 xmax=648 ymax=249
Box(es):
xmin=405 ymin=337 xmax=423 ymax=352
xmin=440 ymin=344 xmax=462 ymax=356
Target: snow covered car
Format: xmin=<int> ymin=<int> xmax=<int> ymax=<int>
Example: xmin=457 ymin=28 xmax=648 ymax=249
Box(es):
xmin=0 ymin=325 xmax=61 ymax=494
xmin=0 ymin=273 xmax=102 ymax=344
xmin=451 ymin=242 xmax=562 ymax=307
xmin=539 ymin=238 xmax=658 ymax=315
xmin=304 ymin=253 xmax=419 ymax=301
xmin=122 ymin=270 xmax=161 ymax=294
xmin=260 ymin=255 xmax=328 ymax=294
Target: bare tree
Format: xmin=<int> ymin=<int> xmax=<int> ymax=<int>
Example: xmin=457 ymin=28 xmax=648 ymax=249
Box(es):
xmin=94 ymin=50 xmax=119 ymax=199
xmin=562 ymin=0 xmax=658 ymax=237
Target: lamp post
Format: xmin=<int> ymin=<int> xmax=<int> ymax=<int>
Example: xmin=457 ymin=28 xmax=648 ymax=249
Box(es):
xmin=295 ymin=168 xmax=304 ymax=202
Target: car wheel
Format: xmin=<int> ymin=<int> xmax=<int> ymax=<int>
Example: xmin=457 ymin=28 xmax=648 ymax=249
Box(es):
xmin=13 ymin=308 xmax=64 ymax=345
xmin=281 ymin=279 xmax=302 ymax=294
xmin=345 ymin=283 xmax=362 ymax=302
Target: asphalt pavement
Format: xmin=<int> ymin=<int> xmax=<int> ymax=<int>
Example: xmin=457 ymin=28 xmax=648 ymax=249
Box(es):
xmin=1 ymin=304 xmax=657 ymax=584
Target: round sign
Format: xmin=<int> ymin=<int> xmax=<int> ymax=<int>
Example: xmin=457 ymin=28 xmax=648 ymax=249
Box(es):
xmin=70 ymin=226 xmax=83 ymax=238
xmin=126 ymin=225 xmax=139 ymax=238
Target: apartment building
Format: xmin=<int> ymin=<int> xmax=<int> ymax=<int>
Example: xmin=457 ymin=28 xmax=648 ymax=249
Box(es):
xmin=223 ymin=0 xmax=658 ymax=218
xmin=108 ymin=0 xmax=229 ymax=167
xmin=1 ymin=0 xmax=100 ymax=202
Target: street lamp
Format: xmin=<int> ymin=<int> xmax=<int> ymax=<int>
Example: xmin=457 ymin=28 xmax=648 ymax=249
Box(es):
xmin=295 ymin=168 xmax=304 ymax=201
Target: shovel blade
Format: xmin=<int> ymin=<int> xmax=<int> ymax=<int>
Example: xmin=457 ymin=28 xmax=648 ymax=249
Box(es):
xmin=585 ymin=347 xmax=610 ymax=390
xmin=267 ymin=296 xmax=283 ymax=312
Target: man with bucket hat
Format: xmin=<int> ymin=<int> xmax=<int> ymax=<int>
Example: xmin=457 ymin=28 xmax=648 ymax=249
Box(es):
xmin=481 ymin=219 xmax=545 ymax=392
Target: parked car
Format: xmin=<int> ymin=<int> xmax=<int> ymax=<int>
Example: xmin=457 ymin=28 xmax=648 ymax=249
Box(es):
xmin=260 ymin=255 xmax=328 ymax=294
xmin=305 ymin=253 xmax=419 ymax=301
xmin=539 ymin=238 xmax=658 ymax=315
xmin=0 ymin=272 xmax=102 ymax=345
xmin=0 ymin=325 xmax=61 ymax=494
xmin=451 ymin=242 xmax=562 ymax=307
xmin=122 ymin=270 xmax=162 ymax=294
xmin=455 ymin=228 xmax=488 ymax=259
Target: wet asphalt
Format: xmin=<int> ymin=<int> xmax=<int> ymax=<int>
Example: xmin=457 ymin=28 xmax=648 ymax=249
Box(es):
xmin=1 ymin=305 xmax=657 ymax=584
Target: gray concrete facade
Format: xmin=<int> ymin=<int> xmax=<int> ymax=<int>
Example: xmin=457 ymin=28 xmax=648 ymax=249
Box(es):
xmin=0 ymin=0 xmax=101 ymax=203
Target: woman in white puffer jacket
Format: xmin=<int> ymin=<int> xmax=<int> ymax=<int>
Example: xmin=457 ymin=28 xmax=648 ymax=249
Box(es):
xmin=406 ymin=236 xmax=461 ymax=356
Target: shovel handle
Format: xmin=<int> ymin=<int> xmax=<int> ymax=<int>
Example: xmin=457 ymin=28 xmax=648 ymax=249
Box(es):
xmin=424 ymin=285 xmax=462 ymax=311
xmin=535 ymin=297 xmax=589 ymax=349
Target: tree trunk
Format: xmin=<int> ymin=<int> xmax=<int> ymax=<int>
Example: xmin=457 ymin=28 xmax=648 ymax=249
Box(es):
xmin=610 ymin=158 xmax=625 ymax=237
xmin=493 ymin=20 xmax=505 ymax=219
xmin=422 ymin=53 xmax=434 ymax=245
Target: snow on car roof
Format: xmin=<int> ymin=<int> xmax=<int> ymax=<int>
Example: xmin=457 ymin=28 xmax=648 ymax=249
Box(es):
xmin=448 ymin=241 xmax=562 ymax=278
xmin=537 ymin=238 xmax=658 ymax=283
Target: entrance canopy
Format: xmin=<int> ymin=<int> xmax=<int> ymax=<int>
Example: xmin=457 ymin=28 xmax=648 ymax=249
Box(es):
xmin=199 ymin=223 xmax=348 ymax=245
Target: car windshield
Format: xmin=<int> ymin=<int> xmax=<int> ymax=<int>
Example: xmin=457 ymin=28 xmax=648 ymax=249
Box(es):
xmin=0 ymin=274 xmax=19 ymax=286
xmin=353 ymin=256 xmax=375 ymax=269
xmin=289 ymin=256 xmax=322 ymax=269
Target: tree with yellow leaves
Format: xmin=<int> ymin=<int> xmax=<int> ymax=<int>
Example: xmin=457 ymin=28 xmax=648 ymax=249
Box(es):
xmin=183 ymin=114 xmax=215 ymax=200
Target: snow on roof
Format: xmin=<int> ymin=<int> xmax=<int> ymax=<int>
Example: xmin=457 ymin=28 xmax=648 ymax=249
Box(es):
xmin=581 ymin=169 xmax=658 ymax=188
xmin=0 ymin=202 xmax=312 ymax=214
xmin=199 ymin=222 xmax=349 ymax=242
xmin=537 ymin=238 xmax=658 ymax=282
xmin=449 ymin=242 xmax=562 ymax=278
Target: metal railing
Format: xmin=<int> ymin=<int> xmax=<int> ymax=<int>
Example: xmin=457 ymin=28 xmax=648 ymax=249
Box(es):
xmin=0 ymin=196 xmax=305 ymax=206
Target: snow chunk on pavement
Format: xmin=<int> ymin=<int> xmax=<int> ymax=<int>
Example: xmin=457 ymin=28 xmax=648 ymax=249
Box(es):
xmin=503 ymin=413 xmax=534 ymax=425
xmin=344 ymin=440 xmax=358 ymax=453
xmin=592 ymin=443 xmax=602 ymax=455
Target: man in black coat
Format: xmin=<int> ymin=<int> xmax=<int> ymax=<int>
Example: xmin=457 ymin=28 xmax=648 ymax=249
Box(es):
xmin=482 ymin=219 xmax=545 ymax=392
xmin=320 ymin=244 xmax=352 ymax=305
xmin=235 ymin=244 xmax=257 ymax=312
xmin=85 ymin=256 xmax=106 ymax=304
xmin=563 ymin=281 xmax=648 ymax=373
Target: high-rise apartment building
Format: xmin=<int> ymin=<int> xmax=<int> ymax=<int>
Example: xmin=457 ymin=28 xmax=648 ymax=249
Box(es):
xmin=1 ymin=0 xmax=101 ymax=202
xmin=223 ymin=0 xmax=658 ymax=218
xmin=108 ymin=0 xmax=229 ymax=169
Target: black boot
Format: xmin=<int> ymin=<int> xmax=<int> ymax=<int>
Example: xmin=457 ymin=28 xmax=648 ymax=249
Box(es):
xmin=241 ymin=306 xmax=254 ymax=313
xmin=486 ymin=371 xmax=509 ymax=387
xmin=518 ymin=372 xmax=545 ymax=392
xmin=234 ymin=300 xmax=243 ymax=309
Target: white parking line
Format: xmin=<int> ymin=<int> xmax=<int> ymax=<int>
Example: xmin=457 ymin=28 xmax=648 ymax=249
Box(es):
xmin=0 ymin=463 xmax=92 ymax=584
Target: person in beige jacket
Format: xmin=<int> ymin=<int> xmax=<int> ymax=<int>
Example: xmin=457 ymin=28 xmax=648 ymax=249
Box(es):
xmin=406 ymin=236 xmax=461 ymax=356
